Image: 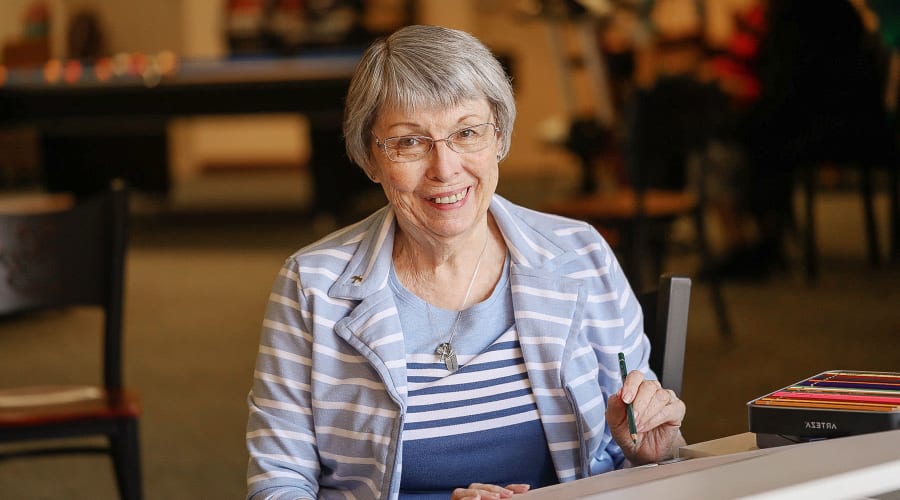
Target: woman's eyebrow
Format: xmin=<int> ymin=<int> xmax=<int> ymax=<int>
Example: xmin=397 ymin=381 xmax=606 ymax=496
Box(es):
xmin=383 ymin=114 xmax=487 ymax=135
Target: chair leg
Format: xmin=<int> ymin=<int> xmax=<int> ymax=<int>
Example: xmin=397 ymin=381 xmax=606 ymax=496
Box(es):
xmin=626 ymin=219 xmax=651 ymax=292
xmin=860 ymin=165 xmax=881 ymax=268
xmin=110 ymin=418 xmax=143 ymax=500
xmin=708 ymin=278 xmax=731 ymax=338
xmin=890 ymin=162 xmax=899 ymax=264
xmin=803 ymin=166 xmax=818 ymax=285
xmin=693 ymin=207 xmax=732 ymax=337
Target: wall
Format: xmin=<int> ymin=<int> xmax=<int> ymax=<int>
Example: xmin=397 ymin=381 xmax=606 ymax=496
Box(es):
xmin=1 ymin=0 xmax=66 ymax=60
xmin=0 ymin=1 xmax=39 ymax=52
xmin=0 ymin=0 xmax=182 ymax=58
xmin=65 ymin=0 xmax=182 ymax=54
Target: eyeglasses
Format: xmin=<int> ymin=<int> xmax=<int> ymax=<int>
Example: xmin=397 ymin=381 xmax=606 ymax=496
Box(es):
xmin=372 ymin=123 xmax=499 ymax=163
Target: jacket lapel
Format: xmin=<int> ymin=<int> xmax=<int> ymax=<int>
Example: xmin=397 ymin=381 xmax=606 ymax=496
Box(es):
xmin=328 ymin=207 xmax=409 ymax=406
xmin=494 ymin=196 xmax=593 ymax=480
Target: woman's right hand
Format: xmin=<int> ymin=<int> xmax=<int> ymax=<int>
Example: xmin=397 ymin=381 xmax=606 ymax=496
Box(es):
xmin=451 ymin=483 xmax=530 ymax=499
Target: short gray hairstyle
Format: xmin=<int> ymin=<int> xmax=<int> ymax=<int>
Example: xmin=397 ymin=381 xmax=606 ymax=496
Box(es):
xmin=343 ymin=24 xmax=516 ymax=175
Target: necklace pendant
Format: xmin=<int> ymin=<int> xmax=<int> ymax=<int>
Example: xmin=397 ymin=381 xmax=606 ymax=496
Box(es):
xmin=436 ymin=342 xmax=458 ymax=372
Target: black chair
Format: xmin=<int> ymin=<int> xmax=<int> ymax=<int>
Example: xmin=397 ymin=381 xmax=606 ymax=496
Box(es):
xmin=0 ymin=181 xmax=141 ymax=499
xmin=799 ymin=157 xmax=899 ymax=285
xmin=638 ymin=273 xmax=691 ymax=397
xmin=746 ymin=0 xmax=898 ymax=284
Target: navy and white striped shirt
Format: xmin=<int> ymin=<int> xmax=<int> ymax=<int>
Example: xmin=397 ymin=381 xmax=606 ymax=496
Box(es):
xmin=390 ymin=257 xmax=557 ymax=497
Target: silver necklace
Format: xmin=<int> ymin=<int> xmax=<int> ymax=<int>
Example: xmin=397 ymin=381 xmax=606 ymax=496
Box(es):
xmin=428 ymin=236 xmax=489 ymax=372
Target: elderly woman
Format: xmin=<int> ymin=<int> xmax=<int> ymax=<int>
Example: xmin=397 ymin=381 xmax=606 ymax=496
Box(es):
xmin=246 ymin=24 xmax=686 ymax=500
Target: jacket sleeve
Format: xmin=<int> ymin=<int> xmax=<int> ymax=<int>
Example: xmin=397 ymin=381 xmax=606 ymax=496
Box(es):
xmin=246 ymin=257 xmax=320 ymax=500
xmin=587 ymin=233 xmax=652 ymax=473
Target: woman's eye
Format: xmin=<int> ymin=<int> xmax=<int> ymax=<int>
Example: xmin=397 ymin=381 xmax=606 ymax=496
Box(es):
xmin=456 ymin=129 xmax=475 ymax=139
xmin=394 ymin=137 xmax=422 ymax=148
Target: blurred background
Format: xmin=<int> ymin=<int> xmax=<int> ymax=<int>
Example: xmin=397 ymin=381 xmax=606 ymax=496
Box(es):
xmin=0 ymin=0 xmax=898 ymax=498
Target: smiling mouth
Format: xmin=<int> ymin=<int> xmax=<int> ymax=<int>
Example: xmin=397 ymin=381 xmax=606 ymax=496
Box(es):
xmin=429 ymin=188 xmax=468 ymax=204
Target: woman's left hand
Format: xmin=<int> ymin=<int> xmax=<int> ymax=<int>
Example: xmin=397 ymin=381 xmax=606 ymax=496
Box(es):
xmin=450 ymin=483 xmax=530 ymax=500
xmin=606 ymin=370 xmax=686 ymax=465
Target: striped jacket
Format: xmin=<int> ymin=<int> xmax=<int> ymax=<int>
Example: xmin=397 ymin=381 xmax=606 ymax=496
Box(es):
xmin=246 ymin=195 xmax=652 ymax=500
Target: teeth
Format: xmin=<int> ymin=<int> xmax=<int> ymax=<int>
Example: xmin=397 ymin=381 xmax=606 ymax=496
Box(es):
xmin=432 ymin=190 xmax=465 ymax=204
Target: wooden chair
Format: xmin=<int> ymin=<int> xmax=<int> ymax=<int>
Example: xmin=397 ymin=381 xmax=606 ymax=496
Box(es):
xmin=638 ymin=273 xmax=691 ymax=397
xmin=0 ymin=181 xmax=142 ymax=499
xmin=544 ymin=188 xmax=730 ymax=339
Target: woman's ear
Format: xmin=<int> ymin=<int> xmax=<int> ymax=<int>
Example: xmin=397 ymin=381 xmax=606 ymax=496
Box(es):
xmin=366 ymin=165 xmax=381 ymax=183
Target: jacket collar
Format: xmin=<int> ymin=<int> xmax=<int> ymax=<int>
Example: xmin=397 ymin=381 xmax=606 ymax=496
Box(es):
xmin=328 ymin=205 xmax=397 ymax=301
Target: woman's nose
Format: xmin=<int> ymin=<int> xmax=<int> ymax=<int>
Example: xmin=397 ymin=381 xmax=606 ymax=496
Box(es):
xmin=426 ymin=140 xmax=462 ymax=181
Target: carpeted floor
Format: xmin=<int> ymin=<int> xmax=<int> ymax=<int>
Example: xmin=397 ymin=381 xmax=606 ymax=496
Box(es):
xmin=0 ymin=185 xmax=897 ymax=499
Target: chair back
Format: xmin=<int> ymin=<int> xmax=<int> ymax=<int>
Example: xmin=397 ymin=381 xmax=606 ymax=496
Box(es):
xmin=638 ymin=273 xmax=691 ymax=397
xmin=0 ymin=181 xmax=128 ymax=389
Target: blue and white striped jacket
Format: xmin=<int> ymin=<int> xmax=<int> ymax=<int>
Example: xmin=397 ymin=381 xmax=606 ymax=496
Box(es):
xmin=246 ymin=195 xmax=653 ymax=500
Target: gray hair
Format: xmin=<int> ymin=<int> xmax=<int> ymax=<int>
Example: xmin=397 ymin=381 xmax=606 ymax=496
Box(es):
xmin=343 ymin=24 xmax=516 ymax=175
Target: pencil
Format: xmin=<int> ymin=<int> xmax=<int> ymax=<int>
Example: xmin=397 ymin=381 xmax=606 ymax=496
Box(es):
xmin=618 ymin=352 xmax=638 ymax=444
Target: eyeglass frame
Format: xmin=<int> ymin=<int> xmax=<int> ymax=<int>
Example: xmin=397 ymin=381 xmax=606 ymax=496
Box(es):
xmin=371 ymin=122 xmax=500 ymax=163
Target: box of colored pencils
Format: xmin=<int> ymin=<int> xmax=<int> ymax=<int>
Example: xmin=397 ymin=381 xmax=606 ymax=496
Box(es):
xmin=747 ymin=370 xmax=900 ymax=444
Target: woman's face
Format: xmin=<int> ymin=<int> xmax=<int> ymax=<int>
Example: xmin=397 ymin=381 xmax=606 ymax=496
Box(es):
xmin=369 ymin=98 xmax=501 ymax=242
